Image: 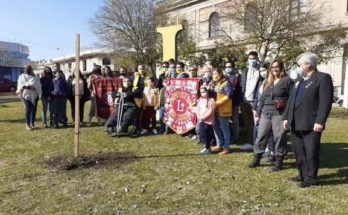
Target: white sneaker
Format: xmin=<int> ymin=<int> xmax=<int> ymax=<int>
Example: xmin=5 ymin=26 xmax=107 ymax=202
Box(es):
xmin=140 ymin=129 xmax=148 ymax=135
xmin=191 ymin=135 xmax=197 ymax=140
xmin=200 ymin=148 xmax=211 ymax=155
xmin=152 ymin=129 xmax=158 ymax=135
xmin=240 ymin=143 xmax=253 ymax=150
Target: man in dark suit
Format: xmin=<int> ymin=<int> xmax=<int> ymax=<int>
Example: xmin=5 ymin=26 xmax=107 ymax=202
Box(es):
xmin=283 ymin=52 xmax=333 ymax=188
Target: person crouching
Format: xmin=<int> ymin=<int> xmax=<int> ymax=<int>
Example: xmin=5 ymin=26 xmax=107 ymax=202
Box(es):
xmin=104 ymin=78 xmax=142 ymax=135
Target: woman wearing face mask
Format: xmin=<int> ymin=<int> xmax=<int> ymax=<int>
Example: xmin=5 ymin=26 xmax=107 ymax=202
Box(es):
xmin=17 ymin=65 xmax=42 ymax=130
xmin=40 ymin=66 xmax=54 ymax=128
xmin=249 ymin=59 xmax=293 ymax=171
xmin=197 ymin=86 xmax=216 ymax=154
xmin=118 ymin=67 xmax=129 ymax=80
xmin=252 ymin=62 xmax=276 ymax=162
xmin=51 ymin=70 xmax=68 ymax=128
xmin=200 ymin=66 xmax=213 ymax=87
xmin=210 ymin=68 xmax=233 ymax=155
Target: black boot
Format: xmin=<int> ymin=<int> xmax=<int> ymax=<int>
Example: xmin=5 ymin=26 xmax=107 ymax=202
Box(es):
xmin=272 ymin=156 xmax=284 ymax=172
xmin=248 ymin=153 xmax=262 ymax=168
xmin=267 ymin=155 xmax=276 ymax=163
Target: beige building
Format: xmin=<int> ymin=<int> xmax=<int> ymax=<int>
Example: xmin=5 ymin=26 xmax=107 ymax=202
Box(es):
xmin=159 ymin=0 xmax=348 ymax=107
xmin=35 ymin=49 xmax=116 ymax=77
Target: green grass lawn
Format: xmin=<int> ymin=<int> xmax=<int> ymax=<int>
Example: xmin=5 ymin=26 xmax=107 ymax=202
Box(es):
xmin=0 ymin=101 xmax=347 ymax=214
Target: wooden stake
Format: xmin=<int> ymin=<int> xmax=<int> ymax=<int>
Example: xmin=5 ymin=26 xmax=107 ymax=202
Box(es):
xmin=74 ymin=33 xmax=81 ymax=158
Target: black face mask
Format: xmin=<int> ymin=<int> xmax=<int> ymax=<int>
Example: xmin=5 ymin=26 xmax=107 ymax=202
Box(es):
xmin=120 ymin=73 xmax=127 ymax=76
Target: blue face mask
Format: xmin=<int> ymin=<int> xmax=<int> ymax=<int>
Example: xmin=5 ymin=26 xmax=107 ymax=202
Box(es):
xmin=224 ymin=68 xmax=234 ymax=75
xmin=203 ymin=72 xmax=212 ymax=82
xmin=248 ymin=59 xmax=259 ymax=68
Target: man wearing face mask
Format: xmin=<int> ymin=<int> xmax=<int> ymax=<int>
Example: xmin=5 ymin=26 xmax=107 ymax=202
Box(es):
xmin=283 ymin=52 xmax=333 ymax=188
xmin=175 ymin=62 xmax=190 ymax=78
xmin=118 ymin=67 xmax=129 ymax=80
xmin=133 ymin=64 xmax=152 ymax=135
xmin=157 ymin=61 xmax=169 ymax=90
xmin=104 ymin=77 xmax=143 ymax=134
xmin=224 ymin=61 xmax=243 ymax=142
xmin=240 ymin=51 xmax=261 ymax=150
xmin=168 ymin=58 xmax=176 ymax=78
xmin=189 ymin=66 xmax=198 ymax=78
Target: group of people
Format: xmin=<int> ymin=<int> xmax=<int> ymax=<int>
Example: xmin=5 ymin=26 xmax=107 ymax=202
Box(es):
xmin=16 ymin=63 xmax=122 ymax=130
xmin=16 ymin=50 xmax=333 ymax=188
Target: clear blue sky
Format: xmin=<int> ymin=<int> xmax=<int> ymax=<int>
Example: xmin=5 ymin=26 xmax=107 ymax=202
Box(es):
xmin=0 ymin=0 xmax=103 ymax=61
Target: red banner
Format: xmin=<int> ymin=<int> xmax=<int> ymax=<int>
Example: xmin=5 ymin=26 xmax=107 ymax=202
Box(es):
xmin=94 ymin=78 xmax=122 ymax=119
xmin=164 ymin=78 xmax=200 ymax=134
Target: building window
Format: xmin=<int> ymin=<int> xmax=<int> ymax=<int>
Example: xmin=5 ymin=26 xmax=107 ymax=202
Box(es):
xmin=102 ymin=57 xmax=111 ymax=65
xmin=68 ymin=62 xmax=72 ymax=69
xmin=83 ymin=60 xmax=87 ymax=71
xmin=209 ymin=12 xmax=221 ymax=38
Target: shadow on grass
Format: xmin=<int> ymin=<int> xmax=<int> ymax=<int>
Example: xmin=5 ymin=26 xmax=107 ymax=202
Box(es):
xmin=283 ymin=143 xmax=348 ymax=186
xmin=319 ymin=168 xmax=348 ymax=186
xmin=43 ymin=151 xmax=201 ymax=171
xmin=0 ymin=118 xmax=26 ymax=123
xmin=320 ymin=143 xmax=348 ymax=169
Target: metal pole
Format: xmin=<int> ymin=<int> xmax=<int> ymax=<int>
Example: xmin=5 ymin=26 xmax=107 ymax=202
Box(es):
xmin=74 ymin=33 xmax=81 ymax=158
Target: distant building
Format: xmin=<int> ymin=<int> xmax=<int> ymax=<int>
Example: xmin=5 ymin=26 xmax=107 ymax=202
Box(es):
xmin=36 ymin=48 xmax=116 ymax=78
xmin=0 ymin=41 xmax=30 ymax=82
xmin=158 ymin=0 xmax=348 ymax=107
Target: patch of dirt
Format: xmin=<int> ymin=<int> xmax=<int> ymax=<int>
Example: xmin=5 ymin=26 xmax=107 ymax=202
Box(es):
xmin=43 ymin=152 xmax=139 ymax=171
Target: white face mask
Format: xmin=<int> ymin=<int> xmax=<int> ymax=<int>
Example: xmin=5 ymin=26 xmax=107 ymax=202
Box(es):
xmin=296 ymin=67 xmax=305 ymax=77
xmin=289 ymin=69 xmax=299 ymax=80
xmin=260 ymin=71 xmax=267 ymax=79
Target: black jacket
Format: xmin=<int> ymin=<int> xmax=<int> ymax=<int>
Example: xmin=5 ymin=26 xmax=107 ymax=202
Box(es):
xmin=283 ymin=71 xmax=333 ymax=131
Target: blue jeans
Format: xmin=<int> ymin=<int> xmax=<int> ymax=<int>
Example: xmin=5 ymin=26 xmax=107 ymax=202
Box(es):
xmin=23 ymin=97 xmax=39 ymax=125
xmin=213 ymin=113 xmax=231 ymax=148
xmin=41 ymin=96 xmax=53 ymax=125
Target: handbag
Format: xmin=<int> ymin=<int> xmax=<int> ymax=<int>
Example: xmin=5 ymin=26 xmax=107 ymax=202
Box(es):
xmin=274 ymin=99 xmax=287 ymax=110
xmin=271 ymin=85 xmax=287 ymax=110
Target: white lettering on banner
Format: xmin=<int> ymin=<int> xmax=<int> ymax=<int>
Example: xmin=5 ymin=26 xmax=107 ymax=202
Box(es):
xmin=176 ymin=100 xmax=185 ymax=112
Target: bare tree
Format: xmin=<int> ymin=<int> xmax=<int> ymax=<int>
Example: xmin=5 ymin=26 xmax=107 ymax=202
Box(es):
xmin=90 ymin=0 xmax=159 ymax=66
xmin=219 ymin=0 xmax=347 ymax=63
